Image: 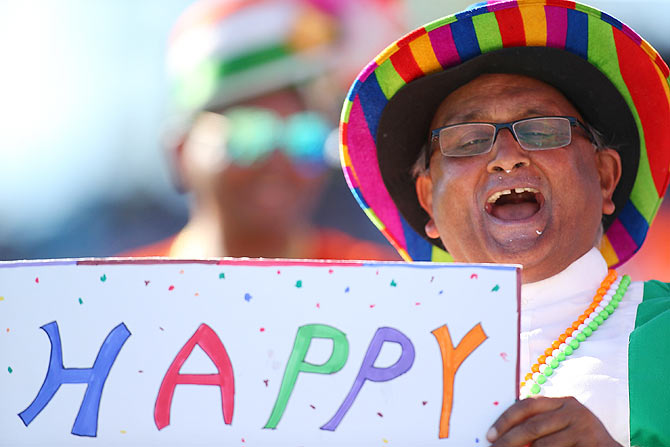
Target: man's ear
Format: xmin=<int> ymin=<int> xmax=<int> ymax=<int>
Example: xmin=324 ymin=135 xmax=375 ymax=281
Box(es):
xmin=595 ymin=148 xmax=622 ymax=216
xmin=415 ymin=173 xmax=440 ymax=238
xmin=166 ymin=135 xmax=190 ymax=193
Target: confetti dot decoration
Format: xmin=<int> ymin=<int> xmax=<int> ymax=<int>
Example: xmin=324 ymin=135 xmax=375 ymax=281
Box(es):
xmin=0 ymin=296 xmax=4 ymax=301
xmin=345 ymin=286 xmax=350 ymax=293
xmin=244 ymin=293 xmax=252 ymax=302
xmin=219 ymin=272 xmax=225 ymax=279
xmin=8 ymin=366 xmax=13 ymax=373
xmin=168 ymin=285 xmax=175 ymax=291
xmin=470 ymin=273 xmax=478 ymax=279
xmin=390 ymin=279 xmax=397 ymax=287
xmin=491 ymin=284 xmax=500 ymax=292
xmin=295 ymin=280 xmax=303 ymax=288
xmin=78 ymin=298 xmax=83 ymax=305
xmin=120 ymin=430 xmax=127 ymax=434
xmin=100 ymin=274 xmax=107 ymax=282
xmin=35 ymin=277 xmax=39 ymax=283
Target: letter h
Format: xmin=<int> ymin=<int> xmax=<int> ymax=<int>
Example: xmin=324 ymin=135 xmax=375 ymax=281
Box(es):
xmin=18 ymin=321 xmax=131 ymax=437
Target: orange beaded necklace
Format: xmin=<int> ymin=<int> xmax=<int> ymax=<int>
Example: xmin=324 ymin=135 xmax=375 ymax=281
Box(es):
xmin=519 ymin=269 xmax=631 ymax=398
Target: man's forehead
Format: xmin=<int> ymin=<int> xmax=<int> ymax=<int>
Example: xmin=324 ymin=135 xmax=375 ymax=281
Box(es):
xmin=446 ymin=107 xmax=561 ymax=124
xmin=431 ymin=73 xmax=580 ymax=125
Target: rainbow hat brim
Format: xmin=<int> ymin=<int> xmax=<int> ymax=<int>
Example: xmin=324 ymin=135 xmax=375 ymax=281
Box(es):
xmin=340 ymin=0 xmax=670 ymax=267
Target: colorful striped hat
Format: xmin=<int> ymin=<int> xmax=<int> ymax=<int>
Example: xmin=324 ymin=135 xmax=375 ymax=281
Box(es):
xmin=341 ymin=0 xmax=670 ymax=267
xmin=167 ymin=0 xmax=405 ymax=115
xmin=167 ymin=0 xmax=339 ymax=114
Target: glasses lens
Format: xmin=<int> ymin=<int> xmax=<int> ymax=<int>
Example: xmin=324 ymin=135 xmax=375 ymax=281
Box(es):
xmin=438 ymin=123 xmax=495 ymax=157
xmin=282 ymin=112 xmax=330 ymax=164
xmin=514 ymin=117 xmax=571 ymax=150
xmin=225 ymin=107 xmax=281 ymax=165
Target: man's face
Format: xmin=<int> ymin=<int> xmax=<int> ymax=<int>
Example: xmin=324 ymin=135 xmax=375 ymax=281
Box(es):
xmin=416 ymin=74 xmax=621 ymax=283
xmin=183 ymin=89 xmax=327 ymax=233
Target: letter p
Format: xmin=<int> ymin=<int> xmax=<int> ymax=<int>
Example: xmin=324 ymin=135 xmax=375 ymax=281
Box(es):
xmin=264 ymin=324 xmax=348 ymax=429
xmin=321 ymin=327 xmax=415 ymax=431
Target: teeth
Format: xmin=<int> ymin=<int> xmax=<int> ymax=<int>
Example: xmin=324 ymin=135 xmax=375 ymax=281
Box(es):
xmin=487 ymin=190 xmax=510 ymax=203
xmin=487 ymin=187 xmax=539 ymax=203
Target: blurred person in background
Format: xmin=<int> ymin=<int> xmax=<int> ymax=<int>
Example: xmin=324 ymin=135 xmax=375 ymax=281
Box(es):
xmin=128 ymin=0 xmax=404 ymax=259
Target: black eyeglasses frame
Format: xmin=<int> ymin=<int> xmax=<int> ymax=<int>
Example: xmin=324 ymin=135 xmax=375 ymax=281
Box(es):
xmin=425 ymin=115 xmax=595 ymax=169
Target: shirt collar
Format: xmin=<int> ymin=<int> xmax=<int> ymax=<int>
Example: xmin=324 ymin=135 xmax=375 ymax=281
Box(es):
xmin=521 ymin=247 xmax=608 ymax=309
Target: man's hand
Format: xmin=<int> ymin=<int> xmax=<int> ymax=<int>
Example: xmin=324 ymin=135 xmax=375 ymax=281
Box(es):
xmin=486 ymin=396 xmax=622 ymax=446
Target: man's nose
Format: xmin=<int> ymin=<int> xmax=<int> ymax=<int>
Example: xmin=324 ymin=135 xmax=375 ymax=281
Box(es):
xmin=256 ymin=148 xmax=297 ymax=174
xmin=486 ymin=128 xmax=531 ymax=173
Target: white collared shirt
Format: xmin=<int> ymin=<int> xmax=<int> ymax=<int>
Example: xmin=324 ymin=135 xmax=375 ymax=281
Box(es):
xmin=521 ymin=248 xmax=643 ymax=446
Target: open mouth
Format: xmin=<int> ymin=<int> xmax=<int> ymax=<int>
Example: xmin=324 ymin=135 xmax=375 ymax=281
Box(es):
xmin=485 ymin=187 xmax=544 ymax=221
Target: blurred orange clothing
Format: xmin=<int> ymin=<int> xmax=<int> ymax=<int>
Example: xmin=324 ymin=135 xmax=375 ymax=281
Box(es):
xmin=124 ymin=228 xmax=400 ymax=261
xmin=125 ymin=208 xmax=669 ymax=277
xmin=621 ymin=204 xmax=670 ymax=282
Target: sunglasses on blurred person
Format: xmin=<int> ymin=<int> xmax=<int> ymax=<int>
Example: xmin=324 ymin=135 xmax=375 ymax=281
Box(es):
xmin=185 ymin=107 xmax=334 ymax=174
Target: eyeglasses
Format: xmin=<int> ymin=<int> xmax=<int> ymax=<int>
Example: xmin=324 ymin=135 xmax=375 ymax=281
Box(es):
xmin=221 ymin=107 xmax=333 ymax=167
xmin=429 ymin=116 xmax=594 ymax=162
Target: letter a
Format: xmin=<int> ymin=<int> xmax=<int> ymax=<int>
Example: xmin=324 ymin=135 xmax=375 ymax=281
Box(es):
xmin=154 ymin=323 xmax=234 ymax=430
xmin=432 ymin=323 xmax=487 ymax=438
xmin=18 ymin=321 xmax=131 ymax=437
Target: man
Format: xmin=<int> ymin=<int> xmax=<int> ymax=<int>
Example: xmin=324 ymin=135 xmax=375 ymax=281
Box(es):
xmin=340 ymin=1 xmax=670 ymax=445
xmin=129 ymin=0 xmax=403 ymax=260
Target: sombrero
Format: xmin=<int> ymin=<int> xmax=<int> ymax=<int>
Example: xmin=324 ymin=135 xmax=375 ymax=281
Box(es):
xmin=340 ymin=0 xmax=670 ymax=267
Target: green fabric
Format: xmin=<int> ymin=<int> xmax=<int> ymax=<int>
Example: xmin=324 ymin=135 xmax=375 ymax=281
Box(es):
xmin=424 ymin=15 xmax=457 ymax=32
xmin=375 ymin=59 xmax=407 ymax=100
xmin=472 ymin=12 xmax=503 ymax=54
xmin=574 ymin=3 xmax=601 ymax=15
xmin=586 ymin=17 xmax=657 ymax=222
xmin=218 ymin=44 xmax=288 ymax=78
xmin=431 ymin=245 xmax=453 ymax=262
xmin=629 ymin=281 xmax=670 ymax=446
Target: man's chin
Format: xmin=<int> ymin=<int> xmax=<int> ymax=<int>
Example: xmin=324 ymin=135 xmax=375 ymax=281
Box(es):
xmin=490 ymin=232 xmax=544 ymax=255
xmin=486 ymin=240 xmax=567 ymax=284
xmin=483 ymin=231 xmax=554 ymax=275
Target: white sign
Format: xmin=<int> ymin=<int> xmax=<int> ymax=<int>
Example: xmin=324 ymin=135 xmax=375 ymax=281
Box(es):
xmin=0 ymin=258 xmax=520 ymax=446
